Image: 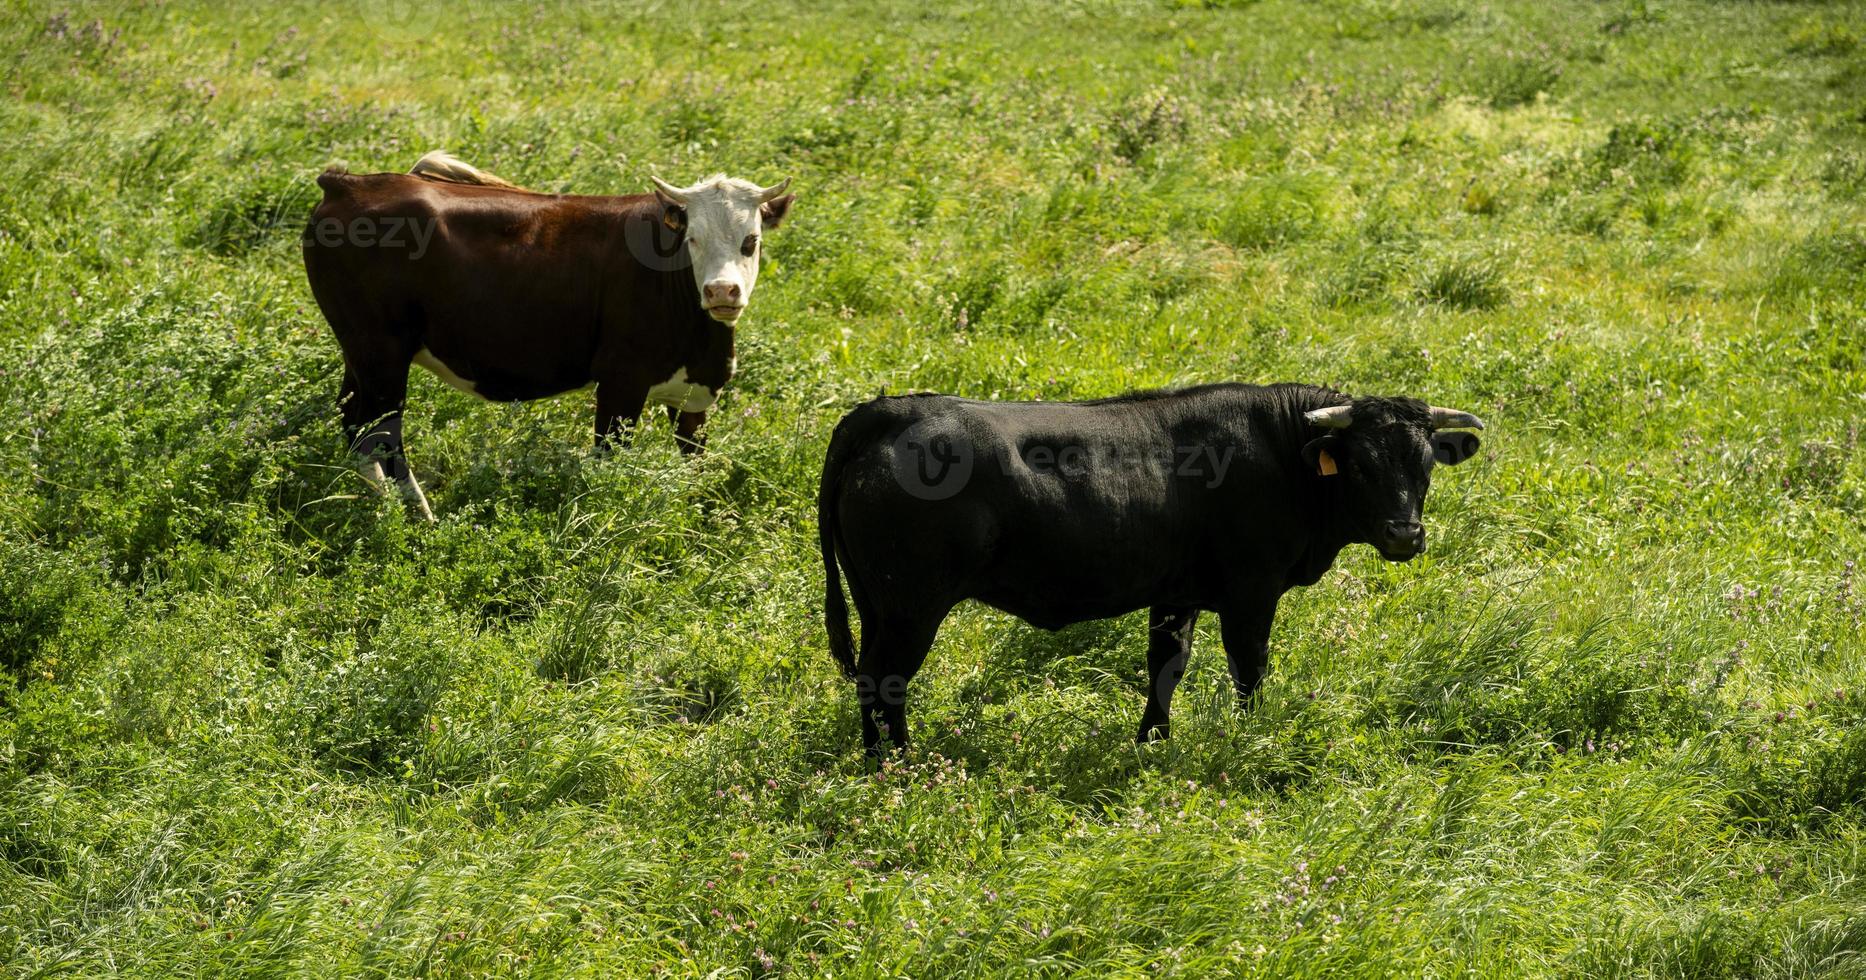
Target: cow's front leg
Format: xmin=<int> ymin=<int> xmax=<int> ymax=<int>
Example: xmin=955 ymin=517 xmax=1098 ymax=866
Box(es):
xmin=594 ymin=381 xmax=648 ymax=453
xmin=1219 ymin=590 xmax=1282 ymax=705
xmin=672 ymin=409 xmax=707 ymax=456
xmin=1138 ymin=606 xmax=1199 ymax=742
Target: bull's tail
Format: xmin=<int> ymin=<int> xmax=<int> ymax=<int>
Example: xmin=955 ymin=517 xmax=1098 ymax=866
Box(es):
xmin=408 ymin=150 xmax=527 ymax=191
xmin=820 ymin=405 xmax=888 ymax=680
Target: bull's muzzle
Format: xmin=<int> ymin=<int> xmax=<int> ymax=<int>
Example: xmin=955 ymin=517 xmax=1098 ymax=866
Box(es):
xmin=1378 ymin=520 xmax=1425 ymax=561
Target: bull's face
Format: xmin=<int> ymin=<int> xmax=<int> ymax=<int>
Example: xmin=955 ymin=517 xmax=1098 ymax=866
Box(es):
xmin=1302 ymin=398 xmax=1484 ymax=562
xmin=651 ymin=175 xmax=795 ymax=324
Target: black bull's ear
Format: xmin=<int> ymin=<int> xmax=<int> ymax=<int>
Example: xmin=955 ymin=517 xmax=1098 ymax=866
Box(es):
xmin=1302 ymin=435 xmax=1342 ymax=475
xmin=1433 ymin=431 xmax=1481 ymax=465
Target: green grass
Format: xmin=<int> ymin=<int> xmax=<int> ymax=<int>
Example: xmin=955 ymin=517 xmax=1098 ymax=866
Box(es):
xmin=5 ymin=0 xmax=1866 ymax=974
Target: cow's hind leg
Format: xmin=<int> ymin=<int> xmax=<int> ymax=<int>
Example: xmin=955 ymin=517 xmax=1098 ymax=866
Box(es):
xmin=1138 ymin=606 xmax=1199 ymax=742
xmin=340 ymin=358 xmax=432 ymax=521
xmin=671 ymin=408 xmax=707 ymax=456
xmin=593 ymin=378 xmax=648 ymax=453
xmin=855 ymin=612 xmax=944 ymax=757
xmin=340 ymin=369 xmax=389 ymax=486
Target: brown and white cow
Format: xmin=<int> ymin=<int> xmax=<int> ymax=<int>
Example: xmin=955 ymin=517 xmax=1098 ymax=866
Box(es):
xmin=303 ymin=151 xmax=795 ymax=519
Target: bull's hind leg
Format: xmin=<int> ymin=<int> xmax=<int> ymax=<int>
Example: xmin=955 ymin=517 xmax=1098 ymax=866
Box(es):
xmin=855 ymin=612 xmax=944 ymax=757
xmin=1138 ymin=606 xmax=1200 ymax=742
xmin=340 ymin=358 xmax=432 ymax=521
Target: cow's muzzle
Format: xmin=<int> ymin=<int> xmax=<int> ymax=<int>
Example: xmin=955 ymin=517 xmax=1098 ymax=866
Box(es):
xmin=1377 ymin=521 xmax=1425 ymax=561
xmin=703 ymin=281 xmax=745 ymax=321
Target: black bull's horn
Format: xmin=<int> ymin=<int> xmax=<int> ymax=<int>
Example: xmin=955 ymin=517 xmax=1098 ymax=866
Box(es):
xmin=1303 ymin=404 xmax=1484 ymax=430
xmin=1429 ymin=407 xmax=1485 ymax=430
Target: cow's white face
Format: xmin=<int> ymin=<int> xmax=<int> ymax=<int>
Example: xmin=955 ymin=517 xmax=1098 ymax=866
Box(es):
xmin=652 ymin=175 xmax=794 ymax=324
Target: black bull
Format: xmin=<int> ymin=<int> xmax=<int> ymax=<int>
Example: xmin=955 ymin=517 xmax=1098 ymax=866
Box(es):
xmin=817 ymin=382 xmax=1485 ymax=754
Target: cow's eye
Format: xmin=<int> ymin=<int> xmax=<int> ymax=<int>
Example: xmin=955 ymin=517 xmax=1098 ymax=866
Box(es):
xmin=741 ymin=235 xmax=759 ymax=257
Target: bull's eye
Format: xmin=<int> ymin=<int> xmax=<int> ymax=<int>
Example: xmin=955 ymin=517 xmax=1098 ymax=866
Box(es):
xmin=741 ymin=234 xmax=759 ymax=257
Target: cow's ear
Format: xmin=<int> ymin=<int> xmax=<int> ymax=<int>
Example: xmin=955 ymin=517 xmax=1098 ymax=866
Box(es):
xmin=652 ymin=187 xmax=687 ymax=233
xmin=760 ymin=193 xmax=794 ymax=229
xmin=660 ymin=203 xmax=686 ymax=234
xmin=1432 ymin=431 xmax=1481 ymax=466
xmin=1302 ymin=435 xmax=1343 ymax=477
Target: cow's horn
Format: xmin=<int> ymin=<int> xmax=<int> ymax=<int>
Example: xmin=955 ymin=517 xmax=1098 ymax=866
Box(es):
xmin=757 ymin=177 xmax=792 ymax=203
xmin=649 ymin=175 xmax=689 ymax=206
xmin=1429 ymin=407 xmax=1485 ymax=430
xmin=1304 ymin=405 xmax=1354 ymax=429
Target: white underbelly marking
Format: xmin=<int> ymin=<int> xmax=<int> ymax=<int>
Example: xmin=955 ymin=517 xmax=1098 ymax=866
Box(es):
xmin=646 ymin=367 xmax=718 ymax=413
xmin=413 ymin=347 xmax=485 ymax=399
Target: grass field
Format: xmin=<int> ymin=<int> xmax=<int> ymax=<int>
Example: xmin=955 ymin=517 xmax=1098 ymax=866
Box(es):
xmin=5 ymin=0 xmax=1866 ymax=974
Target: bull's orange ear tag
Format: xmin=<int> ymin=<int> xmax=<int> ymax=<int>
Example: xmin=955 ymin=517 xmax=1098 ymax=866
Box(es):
xmin=1316 ymin=449 xmax=1339 ymax=477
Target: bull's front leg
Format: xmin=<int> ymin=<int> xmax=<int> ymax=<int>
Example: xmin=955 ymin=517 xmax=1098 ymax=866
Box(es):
xmin=671 ymin=408 xmax=708 ymax=456
xmin=1219 ymin=589 xmax=1282 ymax=705
xmin=1138 ymin=606 xmax=1199 ymax=742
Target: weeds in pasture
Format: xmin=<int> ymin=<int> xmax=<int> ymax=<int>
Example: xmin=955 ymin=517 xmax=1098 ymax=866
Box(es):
xmin=1415 ymin=253 xmax=1510 ymax=311
xmin=1473 ymin=50 xmax=1564 ymax=110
